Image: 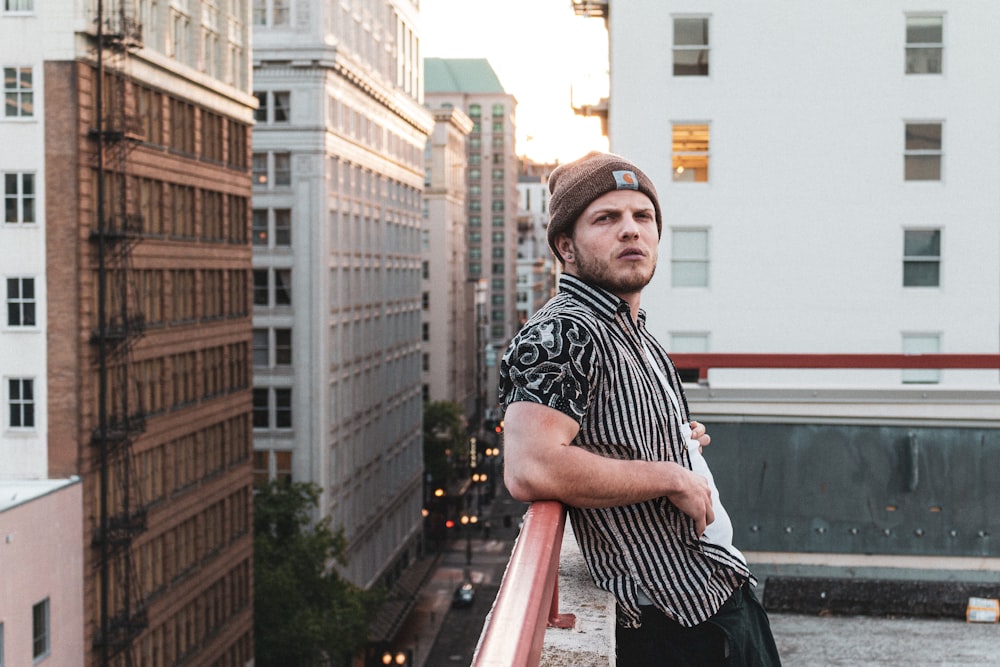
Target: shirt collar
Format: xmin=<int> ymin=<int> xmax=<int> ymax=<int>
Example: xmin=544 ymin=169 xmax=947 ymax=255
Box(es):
xmin=557 ymin=274 xmax=647 ymax=325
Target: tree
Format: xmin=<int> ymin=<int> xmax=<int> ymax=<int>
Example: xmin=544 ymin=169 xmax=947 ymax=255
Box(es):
xmin=422 ymin=400 xmax=468 ymax=488
xmin=254 ymin=481 xmax=383 ymax=667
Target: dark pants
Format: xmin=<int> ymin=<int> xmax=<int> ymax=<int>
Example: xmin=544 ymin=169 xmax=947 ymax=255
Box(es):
xmin=616 ymin=585 xmax=781 ymax=666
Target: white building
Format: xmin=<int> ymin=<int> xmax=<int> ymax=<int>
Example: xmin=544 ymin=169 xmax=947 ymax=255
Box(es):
xmin=583 ymin=0 xmax=1000 ymax=388
xmin=251 ymin=0 xmax=433 ymax=589
xmin=516 ymin=171 xmax=557 ymax=326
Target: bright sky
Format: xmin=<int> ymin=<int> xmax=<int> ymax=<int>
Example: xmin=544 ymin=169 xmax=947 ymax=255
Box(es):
xmin=420 ymin=0 xmax=610 ymax=164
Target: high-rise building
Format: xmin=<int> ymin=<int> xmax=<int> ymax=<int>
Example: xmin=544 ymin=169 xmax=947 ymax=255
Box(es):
xmin=516 ymin=160 xmax=558 ymax=327
xmin=421 ymin=105 xmax=478 ymax=413
xmin=424 ymin=58 xmax=520 ymax=419
xmin=578 ymin=0 xmax=1000 ymax=388
xmin=251 ymin=0 xmax=432 ymax=598
xmin=2 ymin=0 xmax=257 ymax=663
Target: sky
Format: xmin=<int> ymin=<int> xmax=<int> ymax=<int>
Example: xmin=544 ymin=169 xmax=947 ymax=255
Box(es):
xmin=419 ymin=0 xmax=610 ymax=164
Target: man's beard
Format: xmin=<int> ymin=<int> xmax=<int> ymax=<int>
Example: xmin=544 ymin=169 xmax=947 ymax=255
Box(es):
xmin=571 ymin=244 xmax=656 ymax=296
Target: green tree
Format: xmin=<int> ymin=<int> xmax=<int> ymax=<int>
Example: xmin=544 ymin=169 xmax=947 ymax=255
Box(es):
xmin=254 ymin=481 xmax=383 ymax=667
xmin=422 ymin=400 xmax=468 ymax=488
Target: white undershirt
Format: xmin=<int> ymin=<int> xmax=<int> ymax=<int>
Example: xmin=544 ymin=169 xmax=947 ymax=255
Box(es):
xmin=643 ymin=345 xmax=745 ymax=564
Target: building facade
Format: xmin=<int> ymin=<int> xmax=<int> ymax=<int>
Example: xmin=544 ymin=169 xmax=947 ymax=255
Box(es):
xmin=251 ymin=0 xmax=432 ymax=595
xmin=515 ymin=162 xmax=558 ymax=327
xmin=3 ymin=0 xmax=257 ymax=663
xmin=424 ymin=58 xmax=520 ymax=419
xmin=421 ymin=106 xmax=478 ymax=413
xmin=579 ymin=0 xmax=1000 ymax=388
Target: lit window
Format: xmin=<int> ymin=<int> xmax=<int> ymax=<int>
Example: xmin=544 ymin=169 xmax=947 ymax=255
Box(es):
xmin=902 ymin=333 xmax=940 ymax=384
xmin=673 ymin=18 xmax=709 ymax=76
xmin=672 ymin=123 xmax=709 ymax=182
xmin=904 ymin=122 xmax=942 ymax=181
xmin=252 ymin=208 xmax=291 ymax=247
xmin=903 ymin=229 xmax=940 ymax=287
xmin=6 ymin=277 xmax=35 ymax=326
xmin=252 ymin=152 xmax=292 ymax=188
xmin=670 ymin=229 xmax=709 ymax=287
xmin=3 ymin=67 xmax=32 ymax=117
xmin=906 ymin=15 xmax=943 ymax=74
xmin=31 ymin=598 xmax=48 ymax=660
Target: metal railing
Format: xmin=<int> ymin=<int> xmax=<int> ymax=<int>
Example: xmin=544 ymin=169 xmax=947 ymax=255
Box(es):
xmin=471 ymin=500 xmax=574 ymax=667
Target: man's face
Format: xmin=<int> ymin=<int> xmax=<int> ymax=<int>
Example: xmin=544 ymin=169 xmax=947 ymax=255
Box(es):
xmin=557 ymin=189 xmax=659 ymax=299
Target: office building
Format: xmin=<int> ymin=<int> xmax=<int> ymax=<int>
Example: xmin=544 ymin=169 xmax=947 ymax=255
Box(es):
xmin=425 ymin=58 xmax=520 ymax=417
xmin=251 ymin=0 xmax=432 ymax=597
xmin=577 ymin=0 xmax=1000 ymax=388
xmin=2 ymin=0 xmax=257 ymax=662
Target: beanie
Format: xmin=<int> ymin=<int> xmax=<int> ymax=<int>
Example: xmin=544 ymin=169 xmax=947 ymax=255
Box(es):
xmin=546 ymin=151 xmax=662 ymax=262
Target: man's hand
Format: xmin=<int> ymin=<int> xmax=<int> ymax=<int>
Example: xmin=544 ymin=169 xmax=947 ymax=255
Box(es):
xmin=663 ymin=463 xmax=715 ymax=536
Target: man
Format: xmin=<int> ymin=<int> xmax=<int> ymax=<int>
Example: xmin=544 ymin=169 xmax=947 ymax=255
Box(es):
xmin=498 ymin=152 xmax=781 ymax=666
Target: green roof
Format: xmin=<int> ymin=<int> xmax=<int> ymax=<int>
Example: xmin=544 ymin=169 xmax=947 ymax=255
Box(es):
xmin=424 ymin=58 xmax=507 ymax=94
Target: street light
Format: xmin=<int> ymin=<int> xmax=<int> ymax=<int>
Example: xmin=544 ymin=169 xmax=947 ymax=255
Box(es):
xmin=460 ymin=513 xmax=477 ymax=565
xmin=380 ymin=649 xmax=411 ymax=666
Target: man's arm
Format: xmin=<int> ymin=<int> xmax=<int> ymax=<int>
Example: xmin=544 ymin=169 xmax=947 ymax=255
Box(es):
xmin=502 ymin=401 xmax=716 ymax=535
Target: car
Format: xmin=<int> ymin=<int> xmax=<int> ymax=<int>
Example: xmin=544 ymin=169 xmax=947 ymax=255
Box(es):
xmin=452 ymin=581 xmax=475 ymax=608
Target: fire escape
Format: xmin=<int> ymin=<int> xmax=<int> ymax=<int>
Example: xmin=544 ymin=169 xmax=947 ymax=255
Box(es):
xmin=90 ymin=1 xmax=147 ymax=664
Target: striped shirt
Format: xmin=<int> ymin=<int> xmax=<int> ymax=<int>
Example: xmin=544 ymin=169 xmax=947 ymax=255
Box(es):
xmin=498 ymin=274 xmax=752 ymax=628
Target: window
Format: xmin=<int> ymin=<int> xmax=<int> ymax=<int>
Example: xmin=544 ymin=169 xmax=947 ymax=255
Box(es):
xmin=904 ymin=122 xmax=942 ymax=181
xmin=253 ymin=449 xmax=293 ymax=485
xmin=672 ymin=124 xmax=709 ymax=182
xmin=252 ymin=269 xmax=292 ymax=306
xmin=903 ymin=229 xmax=940 ymax=287
xmin=670 ymin=333 xmax=709 ymax=383
xmin=673 ymin=17 xmax=709 ymax=76
xmin=906 ymin=15 xmax=943 ymax=74
xmin=253 ymin=0 xmax=289 ymax=25
xmin=254 ymin=91 xmax=290 ymax=123
xmin=468 ymin=103 xmax=481 ymax=117
xmin=3 ymin=173 xmax=34 ymax=224
xmin=3 ymin=67 xmax=32 ymax=117
xmin=6 ymin=277 xmax=35 ymax=326
xmin=670 ymin=229 xmax=709 ymax=287
xmin=253 ymin=328 xmax=291 ymax=367
xmin=252 ymin=208 xmax=291 ymax=247
xmin=7 ymin=378 xmax=34 ymax=427
xmin=4 ymin=0 xmax=34 ymax=12
xmin=492 ymin=103 xmax=505 ymax=117
xmin=902 ymin=333 xmax=940 ymax=384
xmin=252 ymin=387 xmax=291 ymax=429
xmin=32 ymin=598 xmax=49 ymax=660
xmin=251 ymin=152 xmax=291 ymax=187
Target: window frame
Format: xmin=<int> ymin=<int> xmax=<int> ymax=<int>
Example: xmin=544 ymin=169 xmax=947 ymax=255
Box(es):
xmin=902 ymin=333 xmax=941 ymax=384
xmin=31 ymin=597 xmax=49 ymax=661
xmin=3 ymin=172 xmax=35 ymax=224
xmin=905 ymin=13 xmax=944 ymax=75
xmin=671 ymin=122 xmax=710 ymax=183
xmin=5 ymin=276 xmax=36 ymax=327
xmin=672 ymin=16 xmax=710 ymax=77
xmin=904 ymin=121 xmax=943 ymax=182
xmin=3 ymin=0 xmax=34 ymax=14
xmin=670 ymin=228 xmax=710 ymax=287
xmin=3 ymin=66 xmax=33 ymax=118
xmin=902 ymin=228 xmax=941 ymax=288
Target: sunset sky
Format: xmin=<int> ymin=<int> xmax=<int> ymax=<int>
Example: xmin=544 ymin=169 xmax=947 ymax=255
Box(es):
xmin=419 ymin=0 xmax=610 ymax=164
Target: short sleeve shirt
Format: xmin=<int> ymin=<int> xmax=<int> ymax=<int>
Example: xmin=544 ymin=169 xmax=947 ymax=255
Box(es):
xmin=499 ymin=274 xmax=751 ymax=628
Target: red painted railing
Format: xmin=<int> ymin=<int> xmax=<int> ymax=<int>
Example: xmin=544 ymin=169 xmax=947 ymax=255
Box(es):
xmin=670 ymin=353 xmax=1000 ymax=381
xmin=471 ymin=500 xmax=574 ymax=667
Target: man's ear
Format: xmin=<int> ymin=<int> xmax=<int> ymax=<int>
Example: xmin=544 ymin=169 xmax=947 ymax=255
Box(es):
xmin=555 ymin=234 xmax=574 ymax=262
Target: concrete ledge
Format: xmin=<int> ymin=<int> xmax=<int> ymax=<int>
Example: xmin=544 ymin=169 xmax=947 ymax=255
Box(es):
xmin=540 ymin=523 xmax=617 ymax=667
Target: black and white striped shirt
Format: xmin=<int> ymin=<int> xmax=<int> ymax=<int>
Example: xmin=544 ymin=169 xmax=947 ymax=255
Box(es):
xmin=499 ymin=274 xmax=752 ymax=628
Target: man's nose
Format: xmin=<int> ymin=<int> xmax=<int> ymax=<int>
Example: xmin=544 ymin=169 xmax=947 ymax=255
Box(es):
xmin=619 ymin=214 xmax=641 ymax=237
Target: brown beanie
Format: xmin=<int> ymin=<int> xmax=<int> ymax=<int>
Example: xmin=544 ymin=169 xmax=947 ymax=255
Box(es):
xmin=547 ymin=151 xmax=662 ymax=262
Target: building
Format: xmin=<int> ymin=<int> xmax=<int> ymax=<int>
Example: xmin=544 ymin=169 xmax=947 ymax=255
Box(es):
xmin=515 ymin=161 xmax=558 ymax=327
xmin=424 ymin=58 xmax=520 ymax=419
xmin=421 ymin=105 xmax=478 ymax=414
xmin=0 ymin=479 xmax=84 ymax=667
xmin=251 ymin=0 xmax=432 ymax=599
xmin=577 ymin=0 xmax=1000 ymax=389
xmin=2 ymin=0 xmax=257 ymax=662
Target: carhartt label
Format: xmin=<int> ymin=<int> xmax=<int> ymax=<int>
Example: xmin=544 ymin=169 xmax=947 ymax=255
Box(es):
xmin=613 ymin=170 xmax=639 ymax=190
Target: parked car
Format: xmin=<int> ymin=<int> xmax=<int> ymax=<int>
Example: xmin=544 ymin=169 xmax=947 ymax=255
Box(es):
xmin=452 ymin=581 xmax=475 ymax=608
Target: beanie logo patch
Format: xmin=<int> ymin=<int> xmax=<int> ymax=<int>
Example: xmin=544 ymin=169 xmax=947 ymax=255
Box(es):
xmin=612 ymin=170 xmax=639 ymax=191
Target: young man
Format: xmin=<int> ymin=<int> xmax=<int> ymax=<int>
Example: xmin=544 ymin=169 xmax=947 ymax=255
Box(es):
xmin=498 ymin=152 xmax=781 ymax=666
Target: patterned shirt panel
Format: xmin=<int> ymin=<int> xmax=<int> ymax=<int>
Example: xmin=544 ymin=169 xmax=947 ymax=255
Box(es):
xmin=499 ymin=274 xmax=751 ymax=628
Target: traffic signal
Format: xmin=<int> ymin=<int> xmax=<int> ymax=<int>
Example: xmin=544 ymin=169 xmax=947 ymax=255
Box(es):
xmin=494 ymin=420 xmax=504 ymax=434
